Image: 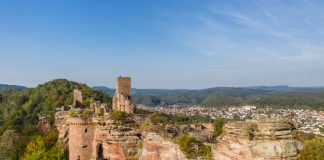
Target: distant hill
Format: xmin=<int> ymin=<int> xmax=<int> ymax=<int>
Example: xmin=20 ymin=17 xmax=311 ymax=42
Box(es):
xmin=249 ymin=85 xmax=324 ymax=92
xmin=94 ymin=86 xmax=324 ymax=110
xmin=0 ymin=84 xmax=27 ymax=91
xmin=93 ymin=86 xmax=115 ymax=95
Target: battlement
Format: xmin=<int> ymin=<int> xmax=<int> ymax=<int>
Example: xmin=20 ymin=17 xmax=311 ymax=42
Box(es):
xmin=116 ymin=76 xmax=131 ymax=95
xmin=68 ymin=118 xmax=93 ymax=125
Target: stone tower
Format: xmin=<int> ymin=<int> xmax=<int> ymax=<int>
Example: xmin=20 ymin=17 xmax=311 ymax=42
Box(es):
xmin=68 ymin=118 xmax=95 ymax=160
xmin=113 ymin=76 xmax=134 ymax=114
xmin=116 ymin=76 xmax=131 ymax=95
xmin=73 ymin=89 xmax=83 ymax=108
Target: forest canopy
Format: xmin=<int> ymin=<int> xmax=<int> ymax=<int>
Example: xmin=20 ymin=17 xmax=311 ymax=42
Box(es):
xmin=0 ymin=79 xmax=111 ymax=159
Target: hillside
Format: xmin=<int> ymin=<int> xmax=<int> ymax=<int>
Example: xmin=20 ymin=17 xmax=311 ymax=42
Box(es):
xmin=95 ymin=86 xmax=324 ymax=110
xmin=0 ymin=84 xmax=27 ymax=91
xmin=0 ymin=79 xmax=111 ymax=159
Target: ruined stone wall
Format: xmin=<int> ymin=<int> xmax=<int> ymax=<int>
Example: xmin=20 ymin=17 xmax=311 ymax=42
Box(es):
xmin=113 ymin=94 xmax=134 ymax=114
xmin=73 ymin=89 xmax=83 ymax=108
xmin=55 ymin=111 xmax=70 ymax=144
xmin=68 ymin=118 xmax=95 ymax=160
xmin=91 ymin=100 xmax=110 ymax=114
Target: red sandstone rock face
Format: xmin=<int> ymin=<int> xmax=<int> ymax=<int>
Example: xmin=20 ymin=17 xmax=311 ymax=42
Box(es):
xmin=212 ymin=119 xmax=303 ymax=160
xmin=139 ymin=133 xmax=187 ymax=160
xmin=37 ymin=114 xmax=50 ymax=132
xmin=91 ymin=118 xmax=141 ymax=160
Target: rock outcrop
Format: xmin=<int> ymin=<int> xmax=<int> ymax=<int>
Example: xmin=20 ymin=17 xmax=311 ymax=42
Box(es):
xmin=92 ymin=117 xmax=141 ymax=160
xmin=139 ymin=132 xmax=187 ymax=160
xmin=213 ymin=119 xmax=303 ymax=160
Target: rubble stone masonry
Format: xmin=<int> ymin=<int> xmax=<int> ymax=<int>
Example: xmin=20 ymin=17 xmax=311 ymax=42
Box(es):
xmin=73 ymin=89 xmax=83 ymax=108
xmin=113 ymin=77 xmax=134 ymax=114
xmin=68 ymin=118 xmax=95 ymax=160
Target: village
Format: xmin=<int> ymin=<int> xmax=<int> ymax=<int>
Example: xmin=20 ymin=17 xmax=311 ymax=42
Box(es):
xmin=139 ymin=105 xmax=324 ymax=136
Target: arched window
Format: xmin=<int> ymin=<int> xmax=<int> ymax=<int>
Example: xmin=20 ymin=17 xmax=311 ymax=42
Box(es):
xmin=85 ymin=128 xmax=87 ymax=133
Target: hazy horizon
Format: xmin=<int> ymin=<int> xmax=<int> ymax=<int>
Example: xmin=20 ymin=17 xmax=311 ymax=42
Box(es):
xmin=1 ymin=0 xmax=324 ymax=88
xmin=2 ymin=78 xmax=324 ymax=90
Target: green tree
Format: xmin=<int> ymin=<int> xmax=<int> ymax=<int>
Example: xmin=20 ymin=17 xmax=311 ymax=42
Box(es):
xmin=213 ymin=118 xmax=225 ymax=137
xmin=297 ymin=137 xmax=324 ymax=160
xmin=177 ymin=134 xmax=213 ymax=159
xmin=22 ymin=136 xmax=46 ymax=160
xmin=42 ymin=129 xmax=59 ymax=148
xmin=44 ymin=143 xmax=65 ymax=160
xmin=21 ymin=135 xmax=65 ymax=160
xmin=0 ymin=130 xmax=20 ymax=159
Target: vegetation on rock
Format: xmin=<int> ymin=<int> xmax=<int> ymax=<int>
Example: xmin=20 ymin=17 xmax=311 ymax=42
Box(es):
xmin=109 ymin=110 xmax=132 ymax=122
xmin=213 ymin=118 xmax=225 ymax=137
xmin=293 ymin=130 xmax=316 ymax=142
xmin=149 ymin=112 xmax=212 ymax=125
xmin=177 ymin=134 xmax=213 ymax=160
xmin=297 ymin=137 xmax=324 ymax=160
xmin=245 ymin=123 xmax=258 ymax=140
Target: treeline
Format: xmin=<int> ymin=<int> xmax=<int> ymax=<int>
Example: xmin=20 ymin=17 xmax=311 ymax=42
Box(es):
xmin=129 ymin=88 xmax=324 ymax=110
xmin=0 ymin=79 xmax=111 ymax=159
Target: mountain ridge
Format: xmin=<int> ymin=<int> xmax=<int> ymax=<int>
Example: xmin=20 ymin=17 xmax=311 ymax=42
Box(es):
xmin=0 ymin=84 xmax=27 ymax=91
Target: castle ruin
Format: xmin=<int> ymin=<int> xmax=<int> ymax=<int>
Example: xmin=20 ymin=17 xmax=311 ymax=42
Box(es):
xmin=113 ymin=77 xmax=134 ymax=114
xmin=55 ymin=76 xmax=138 ymax=160
xmin=73 ymin=89 xmax=83 ymax=108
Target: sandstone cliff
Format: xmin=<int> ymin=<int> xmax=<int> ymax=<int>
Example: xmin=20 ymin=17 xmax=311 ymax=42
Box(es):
xmin=92 ymin=117 xmax=141 ymax=160
xmin=213 ymin=119 xmax=303 ymax=160
xmin=139 ymin=132 xmax=187 ymax=160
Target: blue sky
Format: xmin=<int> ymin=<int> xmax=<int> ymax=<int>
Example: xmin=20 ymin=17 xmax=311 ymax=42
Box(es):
xmin=1 ymin=0 xmax=324 ymax=88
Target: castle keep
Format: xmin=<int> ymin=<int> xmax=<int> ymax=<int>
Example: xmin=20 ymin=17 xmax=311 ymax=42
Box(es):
xmin=55 ymin=77 xmax=139 ymax=160
xmin=113 ymin=77 xmax=134 ymax=114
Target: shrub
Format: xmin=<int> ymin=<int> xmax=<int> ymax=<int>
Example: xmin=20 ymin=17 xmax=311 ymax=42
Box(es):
xmin=81 ymin=109 xmax=91 ymax=117
xmin=134 ymin=107 xmax=153 ymax=114
xmin=149 ymin=112 xmax=211 ymax=125
xmin=68 ymin=109 xmax=76 ymax=117
xmin=213 ymin=118 xmax=225 ymax=137
xmin=137 ymin=141 xmax=143 ymax=149
xmin=245 ymin=123 xmax=257 ymax=140
xmin=177 ymin=134 xmax=213 ymax=159
xmin=109 ymin=111 xmax=131 ymax=122
xmin=140 ymin=119 xmax=151 ymax=131
xmin=150 ymin=113 xmax=169 ymax=124
xmin=293 ymin=130 xmax=315 ymax=142
xmin=297 ymin=137 xmax=324 ymax=160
